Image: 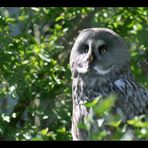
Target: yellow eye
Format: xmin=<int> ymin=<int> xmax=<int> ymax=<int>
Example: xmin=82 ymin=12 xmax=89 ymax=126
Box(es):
xmin=101 ymin=48 xmax=107 ymax=53
xmin=98 ymin=45 xmax=107 ymax=54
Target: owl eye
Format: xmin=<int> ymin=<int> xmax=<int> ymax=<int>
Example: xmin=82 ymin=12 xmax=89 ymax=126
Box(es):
xmin=98 ymin=45 xmax=107 ymax=54
xmin=83 ymin=44 xmax=89 ymax=53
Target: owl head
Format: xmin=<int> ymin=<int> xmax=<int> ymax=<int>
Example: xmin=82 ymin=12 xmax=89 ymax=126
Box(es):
xmin=70 ymin=28 xmax=130 ymax=77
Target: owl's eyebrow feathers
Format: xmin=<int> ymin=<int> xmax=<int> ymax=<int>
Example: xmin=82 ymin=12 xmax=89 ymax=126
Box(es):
xmin=77 ymin=37 xmax=105 ymax=48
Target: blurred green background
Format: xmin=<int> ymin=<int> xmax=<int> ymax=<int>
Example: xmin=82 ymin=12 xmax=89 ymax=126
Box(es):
xmin=0 ymin=7 xmax=147 ymax=140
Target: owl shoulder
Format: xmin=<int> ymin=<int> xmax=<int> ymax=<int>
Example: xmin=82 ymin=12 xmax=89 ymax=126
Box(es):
xmin=113 ymin=78 xmax=148 ymax=114
xmin=114 ymin=78 xmax=148 ymax=98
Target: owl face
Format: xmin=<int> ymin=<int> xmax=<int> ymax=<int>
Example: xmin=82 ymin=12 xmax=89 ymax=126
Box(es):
xmin=70 ymin=28 xmax=129 ymax=76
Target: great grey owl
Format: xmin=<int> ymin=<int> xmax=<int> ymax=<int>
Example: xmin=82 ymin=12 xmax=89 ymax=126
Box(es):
xmin=69 ymin=28 xmax=148 ymax=140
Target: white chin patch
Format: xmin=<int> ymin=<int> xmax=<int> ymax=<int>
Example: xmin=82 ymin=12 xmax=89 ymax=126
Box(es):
xmin=77 ymin=61 xmax=89 ymax=73
xmin=93 ymin=65 xmax=113 ymax=75
xmin=77 ymin=66 xmax=89 ymax=73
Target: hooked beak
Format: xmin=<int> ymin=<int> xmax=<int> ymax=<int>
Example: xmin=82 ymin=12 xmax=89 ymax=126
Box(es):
xmin=87 ymin=54 xmax=93 ymax=63
xmin=86 ymin=44 xmax=93 ymax=63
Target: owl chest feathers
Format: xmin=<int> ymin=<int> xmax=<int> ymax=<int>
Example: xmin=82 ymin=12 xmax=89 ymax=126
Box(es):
xmin=72 ymin=70 xmax=148 ymax=119
xmin=72 ymin=74 xmax=114 ymax=104
xmin=72 ymin=64 xmax=133 ymax=103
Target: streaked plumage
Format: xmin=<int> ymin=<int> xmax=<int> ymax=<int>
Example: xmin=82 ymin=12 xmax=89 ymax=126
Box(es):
xmin=70 ymin=28 xmax=148 ymax=140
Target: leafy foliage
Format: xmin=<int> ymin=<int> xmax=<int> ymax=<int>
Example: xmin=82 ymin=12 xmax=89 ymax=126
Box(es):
xmin=80 ymin=95 xmax=148 ymax=140
xmin=0 ymin=7 xmax=147 ymax=140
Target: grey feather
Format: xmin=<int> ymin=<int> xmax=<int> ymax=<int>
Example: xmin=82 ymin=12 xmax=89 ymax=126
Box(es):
xmin=70 ymin=28 xmax=148 ymax=140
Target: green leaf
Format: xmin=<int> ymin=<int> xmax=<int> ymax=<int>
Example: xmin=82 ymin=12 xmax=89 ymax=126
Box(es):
xmin=93 ymin=95 xmax=116 ymax=116
xmin=55 ymin=16 xmax=64 ymax=22
xmin=109 ymin=120 xmax=121 ymax=128
xmin=40 ymin=128 xmax=48 ymax=135
xmin=85 ymin=96 xmax=101 ymax=108
xmin=127 ymin=117 xmax=148 ymax=128
xmin=78 ymin=122 xmax=87 ymax=130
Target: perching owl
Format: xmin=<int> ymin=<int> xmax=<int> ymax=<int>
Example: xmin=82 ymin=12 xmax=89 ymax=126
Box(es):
xmin=69 ymin=28 xmax=148 ymax=140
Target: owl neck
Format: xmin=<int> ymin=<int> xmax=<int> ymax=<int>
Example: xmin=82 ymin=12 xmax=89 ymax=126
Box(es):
xmin=72 ymin=63 xmax=134 ymax=103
